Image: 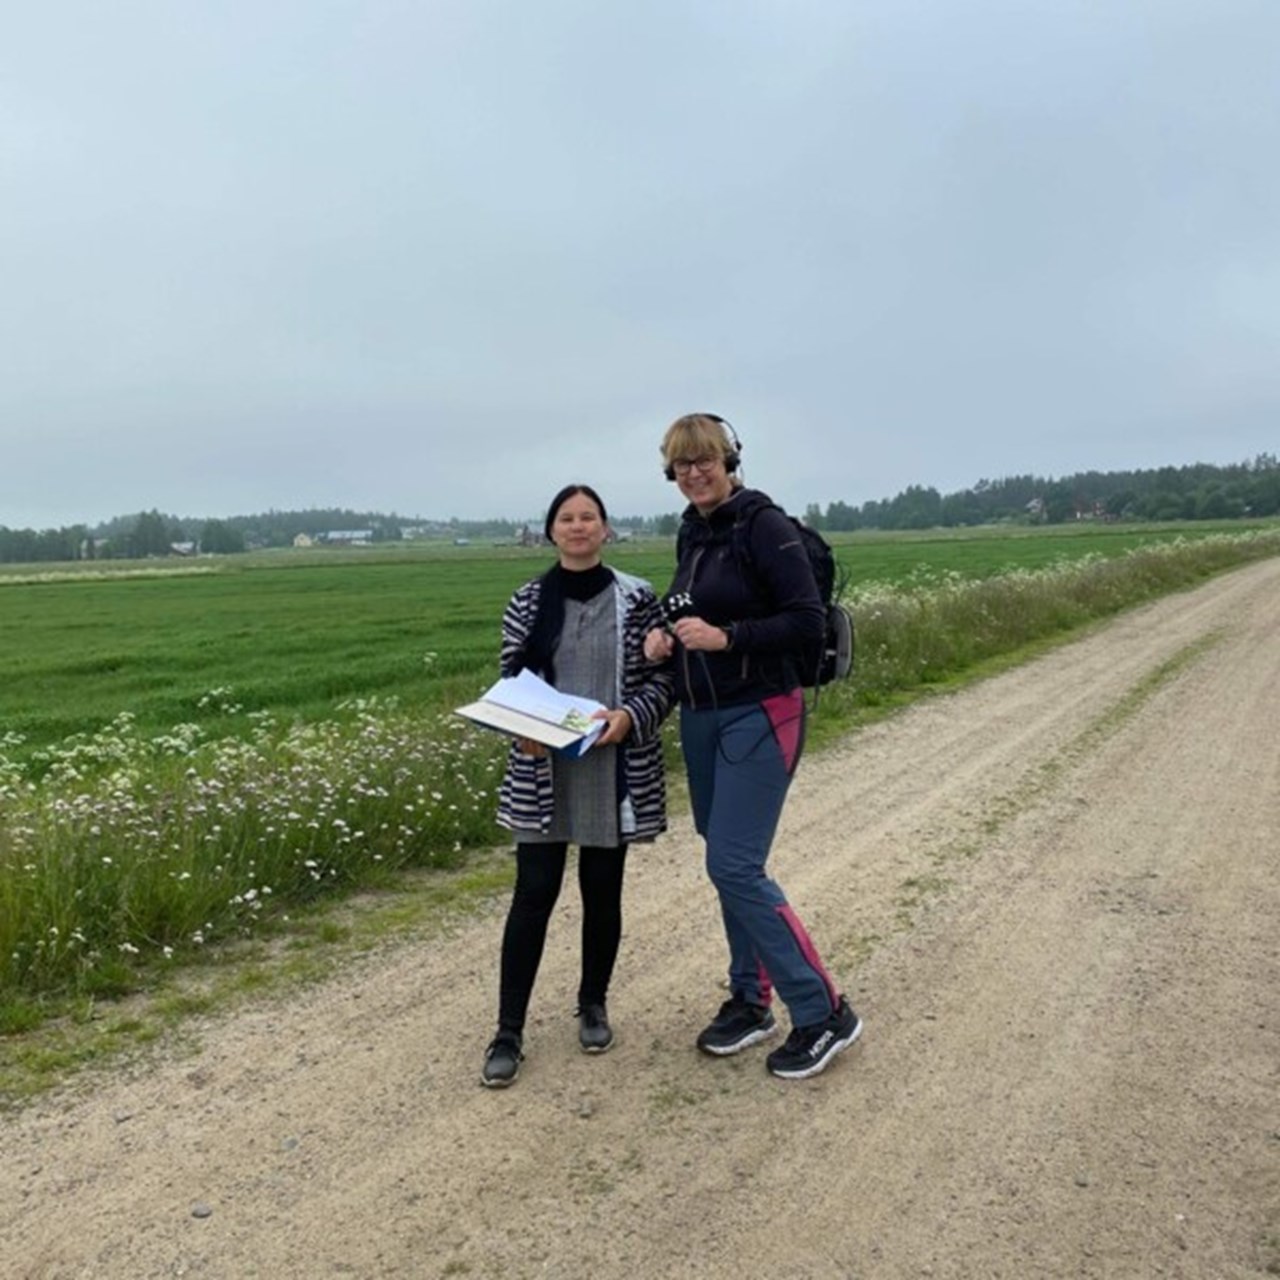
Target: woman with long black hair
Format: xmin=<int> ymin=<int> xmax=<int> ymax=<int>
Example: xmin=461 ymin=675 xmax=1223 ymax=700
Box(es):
xmin=481 ymin=484 xmax=673 ymax=1088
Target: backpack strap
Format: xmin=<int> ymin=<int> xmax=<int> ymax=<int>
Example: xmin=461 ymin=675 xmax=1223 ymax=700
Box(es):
xmin=728 ymin=496 xmax=782 ymax=592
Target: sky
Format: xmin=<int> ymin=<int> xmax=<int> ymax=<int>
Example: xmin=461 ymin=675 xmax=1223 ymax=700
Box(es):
xmin=3 ymin=0 xmax=1278 ymax=530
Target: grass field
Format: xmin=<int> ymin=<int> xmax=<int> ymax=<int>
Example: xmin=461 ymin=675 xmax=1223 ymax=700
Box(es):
xmin=1 ymin=519 xmax=1268 ymax=754
xmin=3 ymin=519 xmax=1280 ymax=1038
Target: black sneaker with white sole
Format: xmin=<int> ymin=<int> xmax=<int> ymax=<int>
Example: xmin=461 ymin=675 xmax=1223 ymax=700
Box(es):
xmin=480 ymin=1031 xmax=523 ymax=1088
xmin=765 ymin=996 xmax=862 ymax=1080
xmin=696 ymin=995 xmax=778 ymax=1056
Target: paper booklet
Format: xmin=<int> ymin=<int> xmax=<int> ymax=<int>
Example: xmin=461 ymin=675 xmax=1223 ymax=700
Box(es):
xmin=454 ymin=668 xmax=608 ymax=758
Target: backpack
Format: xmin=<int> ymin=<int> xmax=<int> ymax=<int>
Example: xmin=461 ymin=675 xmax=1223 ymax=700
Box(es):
xmin=734 ymin=505 xmax=854 ymax=689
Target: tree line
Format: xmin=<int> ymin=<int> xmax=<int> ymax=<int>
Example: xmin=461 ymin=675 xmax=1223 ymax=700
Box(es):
xmin=802 ymin=454 xmax=1280 ymax=532
xmin=0 ymin=512 xmax=247 ymax=564
xmin=0 ymin=505 xmax=661 ymax=563
xmin=0 ymin=508 xmax=390 ymax=564
xmin=2 ymin=455 xmax=1276 ymax=563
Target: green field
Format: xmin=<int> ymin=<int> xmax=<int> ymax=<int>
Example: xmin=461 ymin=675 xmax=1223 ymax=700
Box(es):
xmin=3 ymin=519 xmax=1280 ymax=1020
xmin=1 ymin=557 xmax=527 ymax=750
xmin=0 ymin=520 xmax=1272 ymax=754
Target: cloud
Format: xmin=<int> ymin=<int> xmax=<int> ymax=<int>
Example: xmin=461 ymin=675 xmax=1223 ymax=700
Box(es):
xmin=2 ymin=0 xmax=1276 ymax=528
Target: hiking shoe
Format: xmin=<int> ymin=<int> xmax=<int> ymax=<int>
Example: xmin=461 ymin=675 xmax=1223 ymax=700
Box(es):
xmin=696 ymin=996 xmax=778 ymax=1056
xmin=577 ymin=1003 xmax=614 ymax=1054
xmin=766 ymin=996 xmax=862 ymax=1080
xmin=480 ymin=1032 xmax=523 ymax=1088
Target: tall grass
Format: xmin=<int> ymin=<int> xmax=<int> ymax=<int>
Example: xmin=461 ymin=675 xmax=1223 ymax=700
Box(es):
xmin=2 ymin=528 xmax=1278 ymax=1008
xmin=825 ymin=529 xmax=1280 ymax=714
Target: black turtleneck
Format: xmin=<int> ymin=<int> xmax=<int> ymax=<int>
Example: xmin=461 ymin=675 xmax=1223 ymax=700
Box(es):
xmin=558 ymin=561 xmax=612 ymax=602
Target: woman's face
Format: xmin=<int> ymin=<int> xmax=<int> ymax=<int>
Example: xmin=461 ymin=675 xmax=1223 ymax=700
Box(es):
xmin=673 ymin=450 xmax=734 ymax=514
xmin=550 ymin=492 xmax=608 ymax=569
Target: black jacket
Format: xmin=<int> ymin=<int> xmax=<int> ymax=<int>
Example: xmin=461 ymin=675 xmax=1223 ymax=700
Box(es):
xmin=665 ymin=487 xmax=825 ymax=708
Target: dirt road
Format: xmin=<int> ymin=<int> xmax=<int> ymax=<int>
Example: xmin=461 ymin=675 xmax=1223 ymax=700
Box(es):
xmin=4 ymin=559 xmax=1279 ymax=1280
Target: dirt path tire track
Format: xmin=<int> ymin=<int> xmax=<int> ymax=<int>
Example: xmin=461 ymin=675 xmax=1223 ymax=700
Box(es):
xmin=4 ymin=559 xmax=1279 ymax=1279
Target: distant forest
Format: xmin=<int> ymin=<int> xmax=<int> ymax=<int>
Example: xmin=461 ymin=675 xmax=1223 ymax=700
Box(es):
xmin=2 ymin=454 xmax=1277 ymax=563
xmin=804 ymin=453 xmax=1280 ymax=531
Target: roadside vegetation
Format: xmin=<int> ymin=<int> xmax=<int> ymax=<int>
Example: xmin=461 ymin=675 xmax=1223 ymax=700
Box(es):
xmin=2 ymin=522 xmax=1278 ymax=1098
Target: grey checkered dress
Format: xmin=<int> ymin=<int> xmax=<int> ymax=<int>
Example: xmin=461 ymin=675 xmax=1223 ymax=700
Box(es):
xmin=521 ymin=590 xmax=619 ymax=847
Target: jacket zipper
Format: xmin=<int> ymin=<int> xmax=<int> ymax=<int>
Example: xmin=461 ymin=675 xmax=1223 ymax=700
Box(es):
xmin=681 ymin=546 xmax=705 ymax=710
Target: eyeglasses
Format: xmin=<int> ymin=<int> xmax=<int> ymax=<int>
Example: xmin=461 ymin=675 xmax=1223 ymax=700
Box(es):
xmin=670 ymin=456 xmax=720 ymax=477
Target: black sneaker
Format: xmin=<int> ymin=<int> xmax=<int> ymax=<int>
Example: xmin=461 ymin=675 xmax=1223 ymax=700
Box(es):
xmin=577 ymin=1002 xmax=614 ymax=1054
xmin=480 ymin=1032 xmax=523 ymax=1088
xmin=696 ymin=995 xmax=778 ymax=1056
xmin=766 ymin=996 xmax=862 ymax=1080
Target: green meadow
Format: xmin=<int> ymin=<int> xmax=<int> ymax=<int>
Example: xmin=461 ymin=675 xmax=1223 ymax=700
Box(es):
xmin=0 ymin=519 xmax=1268 ymax=754
xmin=2 ymin=519 xmax=1279 ymax=1051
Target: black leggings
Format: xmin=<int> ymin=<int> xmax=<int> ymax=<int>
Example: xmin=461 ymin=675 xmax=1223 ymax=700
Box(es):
xmin=498 ymin=842 xmax=629 ymax=1035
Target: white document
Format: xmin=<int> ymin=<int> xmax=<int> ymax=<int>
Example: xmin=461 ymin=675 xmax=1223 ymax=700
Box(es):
xmin=454 ymin=668 xmax=608 ymax=757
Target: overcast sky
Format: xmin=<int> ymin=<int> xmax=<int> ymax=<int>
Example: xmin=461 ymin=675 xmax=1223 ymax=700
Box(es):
xmin=3 ymin=1 xmax=1277 ymax=530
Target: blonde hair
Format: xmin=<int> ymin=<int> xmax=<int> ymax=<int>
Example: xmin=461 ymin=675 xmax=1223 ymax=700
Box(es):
xmin=660 ymin=413 xmax=738 ymax=473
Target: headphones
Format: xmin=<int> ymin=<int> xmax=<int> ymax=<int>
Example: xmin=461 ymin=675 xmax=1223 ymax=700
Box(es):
xmin=663 ymin=412 xmax=744 ymax=481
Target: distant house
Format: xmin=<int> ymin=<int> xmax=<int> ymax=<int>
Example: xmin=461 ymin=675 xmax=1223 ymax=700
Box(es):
xmin=322 ymin=530 xmax=374 ymax=546
xmin=293 ymin=533 xmax=315 ymax=548
xmin=170 ymin=541 xmax=197 ymax=557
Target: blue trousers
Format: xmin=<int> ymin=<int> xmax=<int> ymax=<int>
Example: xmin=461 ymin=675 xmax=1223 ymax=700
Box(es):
xmin=680 ymin=691 xmax=839 ymax=1029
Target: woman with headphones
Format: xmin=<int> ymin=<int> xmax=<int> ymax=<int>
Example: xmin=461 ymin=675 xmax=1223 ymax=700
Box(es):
xmin=643 ymin=414 xmax=862 ymax=1080
xmin=481 ymin=483 xmax=674 ymax=1088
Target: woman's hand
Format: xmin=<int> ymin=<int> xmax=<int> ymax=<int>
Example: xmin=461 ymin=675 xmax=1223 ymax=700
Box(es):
xmin=643 ymin=626 xmax=674 ymax=662
xmin=590 ymin=707 xmax=633 ymax=747
xmin=670 ymin=617 xmax=731 ymax=652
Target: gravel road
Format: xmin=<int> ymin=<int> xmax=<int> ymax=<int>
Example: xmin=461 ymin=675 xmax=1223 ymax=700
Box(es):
xmin=4 ymin=558 xmax=1278 ymax=1279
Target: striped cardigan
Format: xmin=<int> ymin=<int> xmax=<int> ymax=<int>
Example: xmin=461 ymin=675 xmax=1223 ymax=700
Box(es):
xmin=495 ymin=567 xmax=674 ymax=841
